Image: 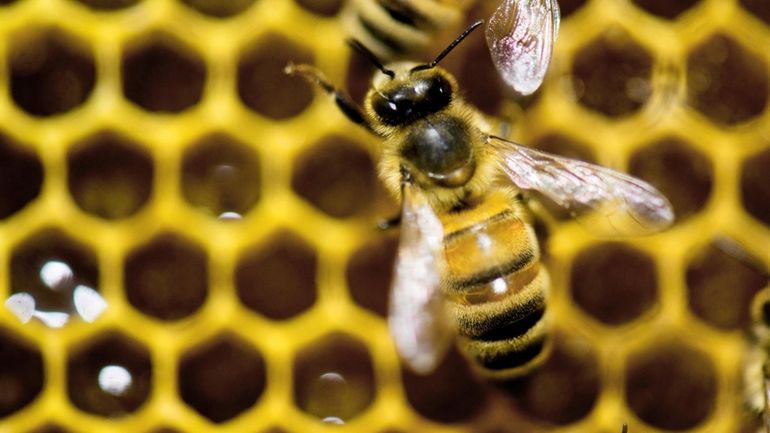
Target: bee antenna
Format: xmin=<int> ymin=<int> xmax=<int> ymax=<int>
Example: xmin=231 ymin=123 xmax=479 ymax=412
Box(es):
xmin=347 ymin=39 xmax=395 ymax=78
xmin=411 ymin=20 xmax=484 ymax=73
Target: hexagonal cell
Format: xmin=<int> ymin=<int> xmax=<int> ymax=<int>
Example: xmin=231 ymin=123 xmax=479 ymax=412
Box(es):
xmin=72 ymin=0 xmax=141 ymax=10
xmin=741 ymin=147 xmax=770 ymax=227
xmin=687 ymin=34 xmax=768 ymax=125
xmin=181 ymin=133 xmax=260 ymax=219
xmin=291 ymin=136 xmax=378 ymax=218
xmin=123 ymin=233 xmax=208 ymax=321
xmin=67 ymin=131 xmax=154 ymax=220
xmin=686 ymin=238 xmax=767 ymax=330
xmin=238 ymin=33 xmax=314 ymax=119
xmin=571 ymin=28 xmax=653 ymax=117
xmin=293 ymin=333 xmax=376 ymax=423
xmin=67 ymin=330 xmax=152 ymax=416
xmin=0 ymin=133 xmax=43 ymax=220
xmin=293 ymin=0 xmax=342 ymax=16
xmin=629 ymin=137 xmax=713 ymax=222
xmin=345 ymin=233 xmax=398 ymax=317
xmin=345 ymin=52 xmax=375 ymax=106
xmin=8 ymin=28 xmax=96 ymax=116
xmin=401 ymin=347 xmax=487 ymax=423
xmin=235 ymin=231 xmax=317 ymax=320
xmin=27 ymin=425 xmax=73 ymax=433
xmin=9 ymin=228 xmax=103 ymax=328
xmin=501 ymin=333 xmax=600 ymax=425
xmin=180 ymin=0 xmax=255 ymax=17
xmin=121 ymin=33 xmax=206 ymax=113
xmin=0 ymin=328 xmax=44 ymax=416
xmin=630 ymin=0 xmax=699 ymax=19
xmin=178 ymin=333 xmax=266 ymax=423
xmin=569 ymin=242 xmax=658 ymax=325
xmin=741 ymin=0 xmax=770 ymax=24
xmin=624 ymin=339 xmax=716 ymax=430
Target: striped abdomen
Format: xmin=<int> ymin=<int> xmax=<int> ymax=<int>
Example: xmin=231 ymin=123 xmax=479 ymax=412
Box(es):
xmin=342 ymin=0 xmax=464 ymax=60
xmin=441 ymin=190 xmax=551 ymax=379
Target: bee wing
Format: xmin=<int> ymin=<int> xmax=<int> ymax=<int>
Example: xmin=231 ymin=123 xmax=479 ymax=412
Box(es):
xmin=485 ymin=0 xmax=560 ymax=96
xmin=489 ymin=135 xmax=675 ymax=235
xmin=388 ymin=182 xmax=453 ymax=375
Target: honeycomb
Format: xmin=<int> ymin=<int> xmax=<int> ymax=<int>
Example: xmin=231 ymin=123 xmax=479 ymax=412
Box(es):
xmin=1 ymin=0 xmax=769 ymax=432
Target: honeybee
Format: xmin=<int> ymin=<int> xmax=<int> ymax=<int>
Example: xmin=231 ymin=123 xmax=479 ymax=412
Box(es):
xmin=286 ymin=20 xmax=673 ymax=378
xmin=744 ymin=286 xmax=770 ymax=432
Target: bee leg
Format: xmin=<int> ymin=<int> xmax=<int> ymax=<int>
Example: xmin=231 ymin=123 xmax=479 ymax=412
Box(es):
xmin=376 ymin=215 xmax=401 ymax=230
xmin=284 ymin=63 xmax=375 ymax=133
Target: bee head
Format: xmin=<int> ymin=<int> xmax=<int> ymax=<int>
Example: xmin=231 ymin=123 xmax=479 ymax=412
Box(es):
xmin=368 ymin=64 xmax=455 ymax=126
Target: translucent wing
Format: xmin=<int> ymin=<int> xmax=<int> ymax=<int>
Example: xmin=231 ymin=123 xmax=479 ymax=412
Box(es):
xmin=388 ymin=182 xmax=452 ymax=374
xmin=489 ymin=136 xmax=675 ymax=235
xmin=485 ymin=0 xmax=560 ymax=96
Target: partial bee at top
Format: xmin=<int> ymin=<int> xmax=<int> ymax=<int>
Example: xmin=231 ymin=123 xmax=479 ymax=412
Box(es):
xmin=343 ymin=0 xmax=560 ymax=96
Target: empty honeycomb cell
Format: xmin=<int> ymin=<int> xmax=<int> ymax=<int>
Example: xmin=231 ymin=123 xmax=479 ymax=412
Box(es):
xmin=570 ymin=243 xmax=658 ymax=325
xmin=71 ymin=0 xmax=141 ymax=10
xmin=401 ymin=347 xmax=487 ymax=423
xmin=345 ymin=53 xmax=375 ymax=106
xmin=686 ymin=34 xmax=769 ymax=125
xmin=122 ymin=34 xmax=206 ymax=113
xmin=0 ymin=328 xmax=44 ymax=417
xmin=741 ymin=0 xmax=770 ymax=24
xmin=293 ymin=333 xmax=376 ymax=423
xmin=628 ymin=137 xmax=713 ymax=222
xmin=179 ymin=0 xmax=255 ymax=17
xmin=630 ymin=0 xmax=699 ymax=19
xmin=123 ymin=233 xmax=208 ymax=321
xmin=624 ymin=339 xmax=717 ymax=430
xmin=178 ymin=333 xmax=266 ymax=423
xmin=235 ymin=231 xmax=317 ymax=320
xmin=501 ymin=333 xmax=600 ymax=425
xmin=0 ymin=133 xmax=44 ymax=220
xmin=237 ymin=33 xmax=314 ymax=119
xmin=291 ymin=136 xmax=378 ymax=218
xmin=67 ymin=330 xmax=152 ymax=416
xmin=27 ymin=425 xmax=72 ymax=433
xmin=571 ymin=29 xmax=653 ymax=117
xmin=8 ymin=28 xmax=96 ymax=117
xmin=345 ymin=233 xmax=398 ymax=317
xmin=685 ymin=238 xmax=767 ymax=330
xmin=67 ymin=131 xmax=154 ymax=220
xmin=293 ymin=0 xmax=342 ymax=17
xmin=181 ymin=133 xmax=260 ymax=219
xmin=9 ymin=228 xmax=101 ymax=328
xmin=741 ymin=148 xmax=770 ymax=227
xmin=451 ymin=23 xmax=506 ymax=116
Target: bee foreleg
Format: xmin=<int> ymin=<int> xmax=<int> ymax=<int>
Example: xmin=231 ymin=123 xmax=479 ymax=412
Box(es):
xmin=284 ymin=63 xmax=374 ymax=132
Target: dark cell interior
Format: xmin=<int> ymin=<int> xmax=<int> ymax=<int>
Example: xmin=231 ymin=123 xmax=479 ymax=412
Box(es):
xmin=235 ymin=231 xmax=317 ymax=320
xmin=740 ymin=0 xmax=770 ymax=26
xmin=624 ymin=339 xmax=717 ymax=430
xmin=181 ymin=133 xmax=261 ymax=218
xmin=238 ymin=33 xmax=315 ymax=119
xmin=629 ymin=137 xmax=713 ymax=223
xmin=27 ymin=425 xmax=72 ymax=433
xmin=346 ymin=233 xmax=398 ymax=317
xmin=501 ymin=333 xmax=601 ymax=425
xmin=293 ymin=333 xmax=376 ymax=422
xmin=559 ymin=0 xmax=588 ymax=17
xmin=8 ymin=28 xmax=96 ymax=116
xmin=178 ymin=333 xmax=266 ymax=423
xmin=345 ymin=51 xmax=376 ymax=106
xmin=72 ymin=0 xmax=141 ymax=10
xmin=10 ymin=228 xmax=99 ymax=314
xmin=570 ymin=242 xmax=658 ymax=325
xmin=291 ymin=136 xmax=379 ymax=218
xmin=630 ymin=0 xmax=700 ymax=19
xmin=0 ymin=329 xmax=44 ymax=417
xmin=686 ymin=34 xmax=768 ymax=125
xmin=293 ymin=0 xmax=343 ymax=17
xmin=401 ymin=347 xmax=488 ymax=423
xmin=741 ymin=147 xmax=770 ymax=227
xmin=180 ymin=0 xmax=255 ymax=17
xmin=0 ymin=133 xmax=43 ymax=220
xmin=686 ymin=237 xmax=768 ymax=330
xmin=571 ymin=28 xmax=653 ymax=117
xmin=66 ymin=331 xmax=152 ymax=416
xmin=123 ymin=233 xmax=208 ymax=320
xmin=67 ymin=131 xmax=154 ymax=220
xmin=122 ymin=34 xmax=207 ymax=112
